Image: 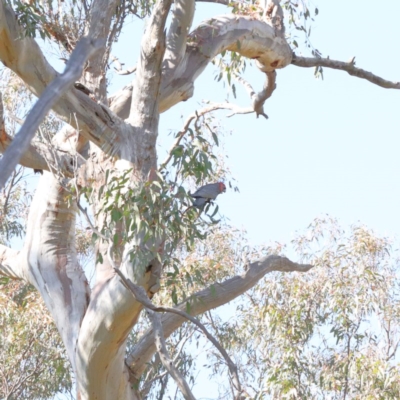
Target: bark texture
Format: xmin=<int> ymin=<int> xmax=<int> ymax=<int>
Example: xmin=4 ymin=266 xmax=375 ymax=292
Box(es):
xmin=0 ymin=0 xmax=396 ymax=398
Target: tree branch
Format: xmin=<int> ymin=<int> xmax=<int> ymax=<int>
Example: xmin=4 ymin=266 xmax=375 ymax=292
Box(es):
xmin=163 ymin=0 xmax=196 ymax=76
xmin=110 ymin=56 xmax=137 ymax=75
xmin=126 ymin=0 xmax=173 ymax=173
xmin=129 ymin=0 xmax=172 ymax=124
xmin=22 ymin=172 xmax=90 ymax=374
xmin=127 ymin=255 xmax=313 ymax=378
xmin=0 ymin=2 xmax=128 ymax=156
xmin=251 ymin=70 xmax=276 ymax=118
xmin=160 ymin=14 xmax=291 ymax=112
xmin=111 ymin=14 xmax=292 ymax=116
xmin=0 ymin=36 xmax=103 ymax=189
xmin=291 ymin=55 xmax=400 ymax=90
xmin=115 ymin=267 xmax=242 ymax=398
xmin=149 ymin=310 xmax=196 ymax=400
xmin=0 ymin=93 xmax=81 ymax=174
xmin=84 ymin=0 xmax=122 ymax=102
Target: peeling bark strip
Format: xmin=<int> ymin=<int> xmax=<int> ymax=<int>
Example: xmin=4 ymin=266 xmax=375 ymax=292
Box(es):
xmin=292 ymin=55 xmax=400 ymax=89
xmin=0 ymin=37 xmax=103 ymax=189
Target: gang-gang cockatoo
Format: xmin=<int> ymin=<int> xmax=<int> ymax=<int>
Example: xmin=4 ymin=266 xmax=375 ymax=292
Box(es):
xmin=190 ymin=182 xmax=226 ymax=209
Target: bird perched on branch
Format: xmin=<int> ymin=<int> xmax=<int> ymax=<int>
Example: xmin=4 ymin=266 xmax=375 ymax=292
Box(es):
xmin=190 ymin=182 xmax=226 ymax=209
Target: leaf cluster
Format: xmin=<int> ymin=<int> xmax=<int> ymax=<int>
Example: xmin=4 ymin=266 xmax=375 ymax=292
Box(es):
xmin=0 ymin=279 xmax=73 ymax=400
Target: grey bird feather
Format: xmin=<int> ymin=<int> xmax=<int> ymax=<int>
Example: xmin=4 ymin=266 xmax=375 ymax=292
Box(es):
xmin=190 ymin=182 xmax=226 ymax=209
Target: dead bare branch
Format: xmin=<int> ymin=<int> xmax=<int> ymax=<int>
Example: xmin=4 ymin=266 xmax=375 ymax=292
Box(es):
xmin=292 ymin=54 xmax=400 ymax=89
xmin=110 ymin=56 xmax=137 ymax=75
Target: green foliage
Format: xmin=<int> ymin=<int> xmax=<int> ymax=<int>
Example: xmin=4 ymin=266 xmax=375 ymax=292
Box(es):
xmin=208 ymin=217 xmax=400 ymax=399
xmin=282 ymin=0 xmax=321 ymax=56
xmin=7 ymin=0 xmax=50 ymax=39
xmin=133 ymin=218 xmax=400 ymax=399
xmin=0 ymin=280 xmax=73 ymax=400
xmin=0 ymin=168 xmax=31 ymax=245
xmin=88 ymin=112 xmax=234 ymax=292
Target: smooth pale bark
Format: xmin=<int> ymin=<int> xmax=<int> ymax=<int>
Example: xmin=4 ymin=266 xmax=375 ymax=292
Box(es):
xmin=84 ymin=0 xmax=122 ymax=102
xmin=127 ymin=256 xmax=313 ymax=378
xmin=76 ymin=0 xmax=172 ymax=398
xmin=159 ymin=14 xmax=292 ymax=111
xmin=109 ymin=14 xmax=292 ymax=117
xmin=1 ymin=0 xmax=396 ymax=398
xmin=292 ymin=55 xmax=400 ymax=89
xmin=0 ymin=37 xmax=102 ymax=188
xmin=163 ymin=0 xmax=196 ymax=72
xmin=0 ymin=2 xmax=127 ymax=155
xmin=22 ymin=172 xmax=90 ymax=374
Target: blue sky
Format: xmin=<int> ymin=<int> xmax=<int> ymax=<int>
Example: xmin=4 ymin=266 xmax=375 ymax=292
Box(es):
xmin=30 ymin=1 xmax=400 ymax=398
xmin=109 ymin=0 xmax=400 ymax=248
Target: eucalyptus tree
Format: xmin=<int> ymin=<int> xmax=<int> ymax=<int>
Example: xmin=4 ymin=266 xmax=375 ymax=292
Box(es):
xmin=0 ymin=0 xmax=398 ymax=399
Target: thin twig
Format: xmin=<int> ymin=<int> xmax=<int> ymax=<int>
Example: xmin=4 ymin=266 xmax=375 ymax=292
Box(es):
xmin=159 ymin=102 xmax=253 ymax=171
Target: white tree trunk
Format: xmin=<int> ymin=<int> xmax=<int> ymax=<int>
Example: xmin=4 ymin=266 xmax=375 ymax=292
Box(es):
xmin=1 ymin=0 xmax=395 ymax=398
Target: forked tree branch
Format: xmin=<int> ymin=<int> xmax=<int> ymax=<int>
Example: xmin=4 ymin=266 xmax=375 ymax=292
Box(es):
xmin=0 ymin=92 xmax=82 ymax=174
xmin=0 ymin=2 xmax=127 ymax=155
xmin=159 ymin=14 xmax=292 ymax=112
xmin=0 ymin=37 xmax=103 ymax=189
xmin=292 ymin=55 xmax=400 ymax=89
xmin=114 ymin=266 xmax=184 ymax=400
xmin=108 ymin=13 xmax=292 ymax=118
xmin=115 ymin=268 xmax=243 ymax=398
xmin=127 ymin=255 xmax=313 ymax=378
xmin=149 ymin=311 xmax=196 ymax=400
xmin=110 ymin=56 xmax=137 ymax=75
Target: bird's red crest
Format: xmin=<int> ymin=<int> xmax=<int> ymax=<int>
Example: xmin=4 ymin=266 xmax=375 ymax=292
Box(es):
xmin=219 ymin=182 xmax=226 ymax=193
